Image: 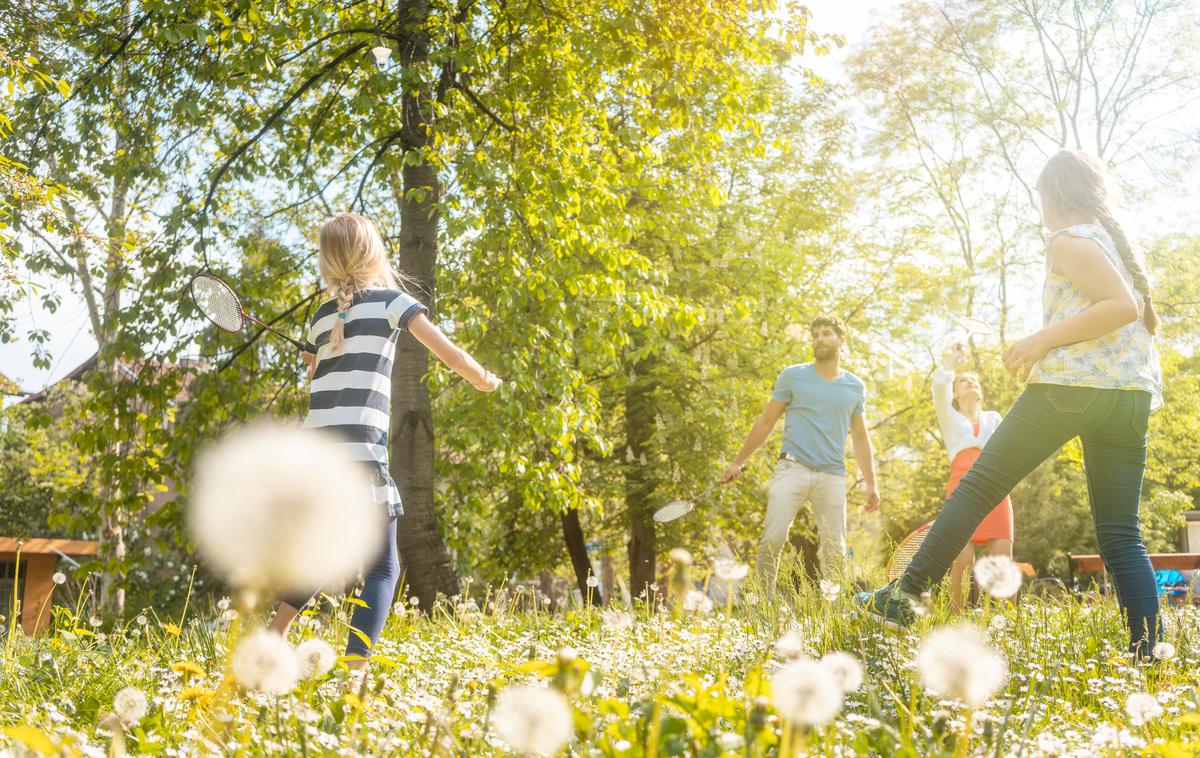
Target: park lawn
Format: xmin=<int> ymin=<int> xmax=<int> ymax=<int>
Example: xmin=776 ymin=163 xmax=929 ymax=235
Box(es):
xmin=1 ymin=579 xmax=1198 ymax=757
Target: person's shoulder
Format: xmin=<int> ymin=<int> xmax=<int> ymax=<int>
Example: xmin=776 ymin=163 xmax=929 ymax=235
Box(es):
xmin=841 ymin=370 xmax=866 ymax=389
xmin=361 ymin=287 xmax=403 ymax=303
xmin=312 ymin=298 xmax=338 ymax=321
xmin=780 ymin=362 xmax=809 ymax=378
xmin=1049 ymin=226 xmax=1108 ymax=262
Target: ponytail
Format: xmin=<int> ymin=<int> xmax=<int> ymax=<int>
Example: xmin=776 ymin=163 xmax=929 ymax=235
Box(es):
xmin=1094 ymin=207 xmax=1159 ymax=336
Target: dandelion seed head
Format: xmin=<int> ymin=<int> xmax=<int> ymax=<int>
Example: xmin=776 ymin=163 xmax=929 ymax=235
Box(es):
xmin=490 ymin=684 xmax=573 ymax=756
xmin=296 ymin=638 xmax=337 ymax=679
xmin=232 ymin=630 xmax=299 ymax=694
xmin=820 ymin=651 xmax=864 ymax=693
xmin=916 ymin=624 xmax=1007 ymax=707
xmin=1124 ymin=692 xmax=1163 ymax=725
xmin=112 ymin=687 xmax=148 ymax=726
xmin=771 ymin=659 xmax=843 ymax=726
xmin=972 ymin=555 xmax=1023 ymax=599
xmin=188 ymin=423 xmax=383 ymax=592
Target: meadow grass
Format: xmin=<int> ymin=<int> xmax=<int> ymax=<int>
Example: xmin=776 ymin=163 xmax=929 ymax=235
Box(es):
xmin=1 ymin=567 xmax=1198 ymax=756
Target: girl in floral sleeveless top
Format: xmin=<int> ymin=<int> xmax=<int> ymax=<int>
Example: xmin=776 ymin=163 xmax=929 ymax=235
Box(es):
xmin=862 ymin=150 xmax=1164 ymax=657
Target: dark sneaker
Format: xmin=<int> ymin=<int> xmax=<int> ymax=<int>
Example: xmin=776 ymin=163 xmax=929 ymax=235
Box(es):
xmin=856 ymin=581 xmax=915 ymax=630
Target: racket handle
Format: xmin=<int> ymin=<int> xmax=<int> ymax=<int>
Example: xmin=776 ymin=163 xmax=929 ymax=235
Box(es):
xmin=244 ymin=313 xmax=307 ymax=351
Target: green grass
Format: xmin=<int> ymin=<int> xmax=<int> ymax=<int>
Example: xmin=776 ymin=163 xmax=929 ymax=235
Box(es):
xmin=1 ymin=572 xmax=1199 ymax=756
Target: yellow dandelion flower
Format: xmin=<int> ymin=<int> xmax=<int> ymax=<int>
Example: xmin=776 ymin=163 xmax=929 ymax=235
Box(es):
xmin=177 ymin=687 xmax=212 ymax=704
xmin=171 ymin=660 xmax=206 ymax=679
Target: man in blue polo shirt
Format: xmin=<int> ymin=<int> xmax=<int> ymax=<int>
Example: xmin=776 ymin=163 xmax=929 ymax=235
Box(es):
xmin=723 ymin=315 xmax=880 ymax=588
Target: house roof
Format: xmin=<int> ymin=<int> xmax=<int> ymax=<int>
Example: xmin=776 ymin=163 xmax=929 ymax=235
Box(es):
xmin=0 ymin=537 xmax=100 ymax=556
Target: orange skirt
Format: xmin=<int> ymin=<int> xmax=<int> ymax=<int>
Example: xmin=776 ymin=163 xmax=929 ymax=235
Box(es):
xmin=947 ymin=447 xmax=1014 ymax=544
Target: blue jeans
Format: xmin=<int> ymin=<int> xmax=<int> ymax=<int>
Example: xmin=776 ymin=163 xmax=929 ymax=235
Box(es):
xmin=282 ymin=516 xmax=401 ymax=659
xmin=900 ymin=384 xmax=1158 ymax=652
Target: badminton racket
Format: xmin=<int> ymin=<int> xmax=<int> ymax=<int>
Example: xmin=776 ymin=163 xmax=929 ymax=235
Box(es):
xmin=957 ymin=316 xmax=993 ymax=337
xmin=885 ymin=522 xmax=932 ymax=582
xmin=190 ymin=274 xmax=308 ymax=352
xmin=653 ymin=481 xmax=720 ymax=523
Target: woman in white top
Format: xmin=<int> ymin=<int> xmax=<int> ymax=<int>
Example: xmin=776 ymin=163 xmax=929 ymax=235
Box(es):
xmin=932 ymin=342 xmax=1013 ymax=611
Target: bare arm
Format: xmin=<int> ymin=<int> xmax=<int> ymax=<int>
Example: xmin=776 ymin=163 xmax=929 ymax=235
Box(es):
xmin=407 ymin=313 xmax=501 ymax=391
xmin=850 ymin=414 xmax=880 ymax=512
xmin=722 ymin=399 xmax=787 ymax=482
xmin=1004 ymin=235 xmax=1140 ymax=380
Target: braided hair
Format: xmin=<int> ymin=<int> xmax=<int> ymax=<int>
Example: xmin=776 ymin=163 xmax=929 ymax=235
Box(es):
xmin=1036 ymin=149 xmax=1159 ymax=335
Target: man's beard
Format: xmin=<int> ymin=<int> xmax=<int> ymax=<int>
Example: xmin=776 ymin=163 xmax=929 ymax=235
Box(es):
xmin=813 ymin=346 xmax=836 ymax=360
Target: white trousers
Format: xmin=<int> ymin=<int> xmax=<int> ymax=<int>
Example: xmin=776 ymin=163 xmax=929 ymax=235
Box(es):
xmin=757 ymin=459 xmax=847 ymax=588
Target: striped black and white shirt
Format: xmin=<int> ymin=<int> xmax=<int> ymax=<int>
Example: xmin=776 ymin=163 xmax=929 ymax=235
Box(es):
xmin=302 ymin=288 xmax=427 ymax=517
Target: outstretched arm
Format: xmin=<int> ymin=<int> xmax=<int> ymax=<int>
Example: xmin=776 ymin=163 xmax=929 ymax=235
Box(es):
xmin=722 ymin=399 xmax=787 ymax=482
xmin=931 ymin=342 xmax=963 ymax=437
xmin=407 ymin=313 xmax=502 ymax=392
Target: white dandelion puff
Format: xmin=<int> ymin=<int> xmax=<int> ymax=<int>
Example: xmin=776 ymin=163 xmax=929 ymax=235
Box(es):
xmin=972 ymin=555 xmax=1023 ymax=599
xmin=916 ymin=624 xmax=1008 ymax=707
xmin=232 ymin=630 xmax=299 ymax=694
xmin=112 ymin=687 xmax=148 ymax=726
xmin=586 ymin=574 xmax=600 ymax=588
xmin=818 ymin=579 xmax=840 ymax=601
xmin=774 ymin=629 xmax=808 ymax=660
xmin=712 ymin=557 xmax=749 ymax=582
xmin=771 ymin=659 xmax=843 ymax=726
xmin=189 ymin=423 xmax=384 ymax=592
xmin=490 ymin=684 xmax=573 ymax=756
xmin=52 ymin=572 xmax=66 ymax=585
xmin=1124 ymin=692 xmax=1163 ymax=725
xmin=1152 ymin=642 xmax=1175 ymax=661
xmin=295 ymin=638 xmax=337 ymax=679
xmin=820 ymin=651 xmax=864 ymax=693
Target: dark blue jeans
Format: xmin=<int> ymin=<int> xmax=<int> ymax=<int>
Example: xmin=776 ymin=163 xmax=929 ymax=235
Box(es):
xmin=282 ymin=515 xmax=401 ymax=659
xmin=901 ymin=383 xmax=1158 ymax=652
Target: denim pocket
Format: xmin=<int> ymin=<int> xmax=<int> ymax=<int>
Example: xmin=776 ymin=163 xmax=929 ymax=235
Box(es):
xmin=1128 ymin=391 xmax=1151 ymax=439
xmin=1043 ymin=385 xmax=1103 ymax=414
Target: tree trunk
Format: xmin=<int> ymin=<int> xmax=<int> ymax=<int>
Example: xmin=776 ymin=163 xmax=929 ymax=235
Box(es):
xmin=390 ymin=0 xmax=459 ymax=608
xmin=97 ymin=0 xmax=132 ymax=619
xmin=562 ymin=508 xmax=601 ymax=606
xmin=624 ymin=360 xmax=657 ymax=603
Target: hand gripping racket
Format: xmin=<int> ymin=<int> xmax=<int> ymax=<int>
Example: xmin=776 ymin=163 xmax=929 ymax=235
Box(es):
xmin=190 ymin=274 xmax=308 ymax=351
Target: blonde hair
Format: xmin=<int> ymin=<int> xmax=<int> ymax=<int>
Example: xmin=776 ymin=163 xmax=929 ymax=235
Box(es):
xmin=1036 ymin=149 xmax=1158 ymax=335
xmin=318 ymin=213 xmax=402 ymax=353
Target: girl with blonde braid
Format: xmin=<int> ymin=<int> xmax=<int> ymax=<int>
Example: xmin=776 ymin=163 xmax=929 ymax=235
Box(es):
xmin=269 ymin=213 xmax=501 ymax=682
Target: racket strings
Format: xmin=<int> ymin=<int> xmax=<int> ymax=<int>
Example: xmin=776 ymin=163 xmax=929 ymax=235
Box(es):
xmin=886 ymin=524 xmax=931 ymax=582
xmin=192 ymin=276 xmax=244 ymax=332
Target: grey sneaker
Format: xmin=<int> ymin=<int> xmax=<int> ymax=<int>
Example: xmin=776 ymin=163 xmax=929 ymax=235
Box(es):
xmin=856 ymin=580 xmax=916 ymax=630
